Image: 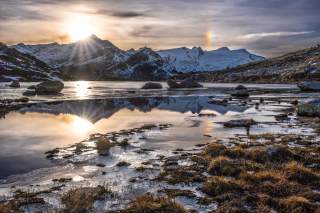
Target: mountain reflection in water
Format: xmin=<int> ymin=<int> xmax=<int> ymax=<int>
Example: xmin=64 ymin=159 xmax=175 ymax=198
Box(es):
xmin=0 ymin=96 xmax=246 ymax=179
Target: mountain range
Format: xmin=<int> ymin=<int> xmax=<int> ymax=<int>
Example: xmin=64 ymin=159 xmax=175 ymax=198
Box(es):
xmin=177 ymin=45 xmax=320 ymax=83
xmin=3 ymin=34 xmax=264 ymax=81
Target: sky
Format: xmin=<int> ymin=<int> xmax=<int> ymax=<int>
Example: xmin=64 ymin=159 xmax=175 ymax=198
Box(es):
xmin=0 ymin=0 xmax=319 ymax=57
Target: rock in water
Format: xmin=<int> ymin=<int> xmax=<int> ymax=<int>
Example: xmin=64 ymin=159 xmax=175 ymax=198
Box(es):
xmin=9 ymin=80 xmax=20 ymax=88
xmin=23 ymin=90 xmax=36 ymax=96
xmin=298 ymin=81 xmax=320 ymax=92
xmin=167 ymin=79 xmax=181 ymax=88
xmin=141 ymin=82 xmax=163 ymax=89
xmin=35 ymin=81 xmax=64 ymax=95
xmin=297 ymin=99 xmax=320 ymax=117
xmin=167 ymin=79 xmax=203 ymax=88
xmin=223 ymin=119 xmax=257 ymax=128
xmin=231 ymin=85 xmax=249 ymax=97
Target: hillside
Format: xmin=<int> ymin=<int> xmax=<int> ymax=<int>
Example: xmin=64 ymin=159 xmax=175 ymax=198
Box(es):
xmin=0 ymin=43 xmax=59 ymax=82
xmin=176 ymin=45 xmax=320 ymax=83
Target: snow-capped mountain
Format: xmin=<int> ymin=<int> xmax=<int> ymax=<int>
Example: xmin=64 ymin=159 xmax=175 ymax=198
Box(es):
xmin=0 ymin=43 xmax=59 ymax=82
xmin=13 ymin=35 xmax=127 ymax=68
xmin=179 ymin=45 xmax=320 ymax=83
xmin=157 ymin=46 xmax=265 ymax=73
xmin=105 ymin=47 xmax=175 ymax=80
xmin=12 ymin=35 xmax=128 ymax=80
xmin=10 ymin=35 xmax=265 ymax=80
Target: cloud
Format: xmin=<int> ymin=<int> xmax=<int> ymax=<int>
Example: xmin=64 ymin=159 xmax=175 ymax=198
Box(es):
xmin=1 ymin=0 xmax=320 ymax=56
xmin=240 ymin=31 xmax=315 ymax=39
xmin=109 ymin=11 xmax=148 ymax=18
xmin=81 ymin=8 xmax=150 ymax=18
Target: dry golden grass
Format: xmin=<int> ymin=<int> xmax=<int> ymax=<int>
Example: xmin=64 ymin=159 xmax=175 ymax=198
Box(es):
xmin=96 ymin=137 xmax=113 ymax=156
xmin=284 ymin=161 xmax=320 ymax=187
xmin=279 ymin=196 xmax=317 ymax=213
xmin=207 ymin=156 xmax=242 ymax=177
xmin=61 ymin=185 xmax=111 ymax=213
xmin=202 ymin=176 xmax=243 ymax=197
xmin=123 ymin=193 xmax=187 ymax=213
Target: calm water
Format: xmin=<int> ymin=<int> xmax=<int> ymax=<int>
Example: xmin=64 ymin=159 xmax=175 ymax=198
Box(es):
xmin=0 ymin=81 xmax=298 ymax=102
xmin=0 ymin=81 xmax=314 ymax=179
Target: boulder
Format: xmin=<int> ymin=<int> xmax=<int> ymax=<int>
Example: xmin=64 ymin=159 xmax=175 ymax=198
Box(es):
xmin=141 ymin=82 xmax=163 ymax=89
xmin=223 ymin=119 xmax=257 ymax=128
xmin=297 ymin=99 xmax=320 ymax=117
xmin=167 ymin=79 xmax=203 ymax=89
xmin=27 ymin=85 xmax=36 ymax=90
xmin=9 ymin=80 xmax=20 ymax=88
xmin=231 ymin=85 xmax=249 ymax=97
xmin=235 ymin=85 xmax=247 ymax=90
xmin=298 ymin=81 xmax=320 ymax=92
xmin=23 ymin=90 xmax=36 ymax=96
xmin=35 ymin=81 xmax=64 ymax=95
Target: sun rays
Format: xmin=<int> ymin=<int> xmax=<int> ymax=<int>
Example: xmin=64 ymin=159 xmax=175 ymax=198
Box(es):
xmin=66 ymin=13 xmax=97 ymax=42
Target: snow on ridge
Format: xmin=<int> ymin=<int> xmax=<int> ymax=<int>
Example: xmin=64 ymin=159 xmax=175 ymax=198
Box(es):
xmin=157 ymin=46 xmax=265 ymax=73
xmin=10 ymin=35 xmax=265 ymax=77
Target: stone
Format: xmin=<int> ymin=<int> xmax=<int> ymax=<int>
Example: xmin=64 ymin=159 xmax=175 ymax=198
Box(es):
xmin=223 ymin=119 xmax=257 ymax=128
xmin=231 ymin=85 xmax=249 ymax=97
xmin=141 ymin=82 xmax=163 ymax=89
xmin=297 ymin=99 xmax=320 ymax=117
xmin=27 ymin=85 xmax=36 ymax=90
xmin=35 ymin=81 xmax=64 ymax=95
xmin=23 ymin=90 xmax=36 ymax=96
xmin=9 ymin=80 xmax=20 ymax=88
xmin=298 ymin=81 xmax=320 ymax=92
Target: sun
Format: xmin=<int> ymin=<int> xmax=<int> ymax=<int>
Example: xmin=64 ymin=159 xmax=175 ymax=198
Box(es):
xmin=67 ymin=14 xmax=96 ymax=42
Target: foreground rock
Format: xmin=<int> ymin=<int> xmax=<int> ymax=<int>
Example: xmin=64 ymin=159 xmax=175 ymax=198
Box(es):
xmin=141 ymin=82 xmax=163 ymax=89
xmin=35 ymin=81 xmax=64 ymax=95
xmin=231 ymin=85 xmax=249 ymax=97
xmin=9 ymin=80 xmax=20 ymax=88
xmin=297 ymin=99 xmax=320 ymax=117
xmin=167 ymin=79 xmax=203 ymax=89
xmin=298 ymin=81 xmax=320 ymax=92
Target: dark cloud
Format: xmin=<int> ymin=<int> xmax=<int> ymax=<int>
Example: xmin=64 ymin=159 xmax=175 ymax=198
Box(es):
xmin=109 ymin=11 xmax=148 ymax=18
xmin=92 ymin=9 xmax=149 ymax=18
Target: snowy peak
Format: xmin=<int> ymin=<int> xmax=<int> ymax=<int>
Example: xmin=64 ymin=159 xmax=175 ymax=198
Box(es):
xmin=12 ymin=35 xmax=126 ymax=69
xmin=10 ymin=36 xmax=265 ymax=80
xmin=157 ymin=46 xmax=264 ymax=73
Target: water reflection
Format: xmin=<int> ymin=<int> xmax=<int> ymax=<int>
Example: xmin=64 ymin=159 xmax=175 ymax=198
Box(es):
xmin=0 ymin=96 xmax=246 ymax=178
xmin=74 ymin=81 xmax=90 ymax=97
xmin=71 ymin=116 xmax=93 ymax=133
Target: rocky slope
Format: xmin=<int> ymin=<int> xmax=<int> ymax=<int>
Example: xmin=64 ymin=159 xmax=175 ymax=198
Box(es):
xmin=105 ymin=47 xmax=175 ymax=80
xmin=11 ymin=35 xmax=264 ymax=80
xmin=158 ymin=47 xmax=264 ymax=73
xmin=0 ymin=43 xmax=59 ymax=82
xmin=177 ymin=45 xmax=320 ymax=83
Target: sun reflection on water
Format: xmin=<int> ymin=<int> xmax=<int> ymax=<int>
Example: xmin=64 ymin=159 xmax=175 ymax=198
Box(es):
xmin=71 ymin=116 xmax=93 ymax=133
xmin=75 ymin=81 xmax=90 ymax=97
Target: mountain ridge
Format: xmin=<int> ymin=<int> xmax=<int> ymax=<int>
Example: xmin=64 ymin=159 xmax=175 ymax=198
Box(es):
xmin=9 ymin=35 xmax=264 ymax=80
xmin=176 ymin=45 xmax=320 ymax=83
